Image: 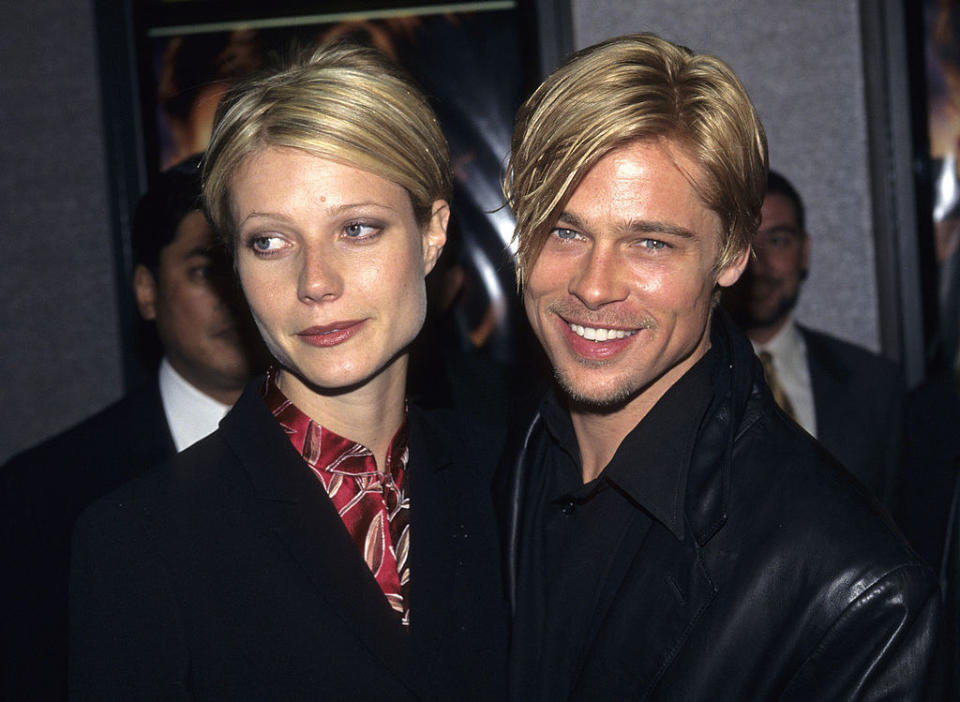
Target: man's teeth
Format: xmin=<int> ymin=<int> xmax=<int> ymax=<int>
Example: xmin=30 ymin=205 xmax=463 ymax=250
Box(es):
xmin=568 ymin=323 xmax=637 ymax=342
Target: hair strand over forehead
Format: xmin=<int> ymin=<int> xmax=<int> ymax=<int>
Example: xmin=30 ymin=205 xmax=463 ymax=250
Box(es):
xmin=202 ymin=41 xmax=451 ymax=252
xmin=503 ymin=33 xmax=768 ymax=287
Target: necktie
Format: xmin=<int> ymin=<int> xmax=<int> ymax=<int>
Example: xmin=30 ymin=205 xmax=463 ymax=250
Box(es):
xmin=758 ymin=350 xmax=796 ymax=421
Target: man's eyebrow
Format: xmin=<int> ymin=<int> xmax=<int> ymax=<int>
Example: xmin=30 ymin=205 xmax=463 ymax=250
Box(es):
xmin=181 ymin=246 xmax=216 ymax=261
xmin=555 ymin=211 xmax=586 ymax=230
xmin=758 ymin=224 xmax=802 ymax=237
xmin=626 ymin=220 xmax=697 ymax=239
xmin=555 ymin=211 xmax=697 ymax=239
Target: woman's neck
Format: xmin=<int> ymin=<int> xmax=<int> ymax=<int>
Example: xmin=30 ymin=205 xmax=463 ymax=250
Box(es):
xmin=275 ymin=359 xmax=407 ymax=471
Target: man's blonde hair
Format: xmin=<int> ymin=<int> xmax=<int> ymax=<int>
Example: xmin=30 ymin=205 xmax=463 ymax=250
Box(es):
xmin=503 ymin=33 xmax=768 ymax=286
xmin=202 ymin=41 xmax=451 ymax=250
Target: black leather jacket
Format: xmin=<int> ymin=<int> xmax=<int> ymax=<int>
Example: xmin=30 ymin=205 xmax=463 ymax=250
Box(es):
xmin=499 ymin=313 xmax=942 ymax=700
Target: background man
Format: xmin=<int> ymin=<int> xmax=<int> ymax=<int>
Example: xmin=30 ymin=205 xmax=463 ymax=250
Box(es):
xmin=0 ymin=156 xmax=265 ymax=699
xmin=499 ymin=33 xmax=939 ymax=700
xmin=722 ymin=170 xmax=903 ymax=505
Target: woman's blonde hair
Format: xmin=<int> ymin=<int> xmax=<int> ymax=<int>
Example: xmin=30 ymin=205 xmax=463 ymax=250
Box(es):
xmin=202 ymin=41 xmax=451 ymax=249
xmin=503 ymin=33 xmax=768 ymax=286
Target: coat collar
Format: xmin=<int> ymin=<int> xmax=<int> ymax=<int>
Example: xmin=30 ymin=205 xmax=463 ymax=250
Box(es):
xmin=220 ymin=378 xmax=464 ymax=691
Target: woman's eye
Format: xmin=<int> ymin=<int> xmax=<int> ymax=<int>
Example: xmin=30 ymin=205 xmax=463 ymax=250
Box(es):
xmin=249 ymin=235 xmax=285 ymax=253
xmin=344 ymin=222 xmax=380 ymax=239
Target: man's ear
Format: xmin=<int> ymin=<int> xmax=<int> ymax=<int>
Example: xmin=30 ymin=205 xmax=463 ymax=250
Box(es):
xmin=133 ymin=264 xmax=159 ymax=321
xmin=716 ymin=246 xmax=751 ymax=288
xmin=422 ymin=200 xmax=450 ymax=275
xmin=800 ymin=232 xmax=811 ymax=279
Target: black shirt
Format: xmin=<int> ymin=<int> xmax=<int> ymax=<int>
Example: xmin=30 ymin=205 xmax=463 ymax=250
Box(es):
xmin=509 ymin=347 xmax=718 ymax=700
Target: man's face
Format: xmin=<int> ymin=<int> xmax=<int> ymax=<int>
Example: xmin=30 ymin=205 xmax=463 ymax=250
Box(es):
xmin=523 ymin=140 xmax=747 ymax=411
xmin=724 ymin=192 xmax=809 ymax=339
xmin=135 ymin=211 xmax=262 ymax=402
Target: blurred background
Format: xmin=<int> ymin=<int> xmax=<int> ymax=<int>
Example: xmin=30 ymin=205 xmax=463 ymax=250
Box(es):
xmin=0 ymin=0 xmax=941 ymax=462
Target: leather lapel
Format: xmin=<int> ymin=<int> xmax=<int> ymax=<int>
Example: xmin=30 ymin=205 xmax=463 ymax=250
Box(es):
xmin=219 ymin=382 xmax=418 ymax=693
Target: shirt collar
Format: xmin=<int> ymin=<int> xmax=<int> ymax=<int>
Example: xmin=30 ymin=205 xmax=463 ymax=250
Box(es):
xmin=540 ymin=347 xmax=718 ymax=541
xmin=158 ymin=357 xmax=232 ymax=452
xmin=260 ymin=368 xmax=409 ymax=481
xmin=752 ymin=313 xmax=801 ymax=358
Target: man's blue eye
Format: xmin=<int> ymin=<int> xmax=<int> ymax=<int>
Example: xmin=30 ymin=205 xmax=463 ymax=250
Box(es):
xmin=553 ymin=228 xmax=578 ymax=240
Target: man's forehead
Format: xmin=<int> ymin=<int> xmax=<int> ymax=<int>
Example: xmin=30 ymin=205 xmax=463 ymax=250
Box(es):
xmin=760 ymin=193 xmax=802 ymax=233
xmin=556 ymin=139 xmax=720 ymax=237
xmin=164 ymin=210 xmax=217 ymax=257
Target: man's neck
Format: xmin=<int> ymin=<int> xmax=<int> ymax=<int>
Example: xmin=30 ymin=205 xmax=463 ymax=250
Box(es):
xmin=568 ymin=342 xmax=709 ymax=483
xmin=746 ymin=314 xmax=791 ymax=346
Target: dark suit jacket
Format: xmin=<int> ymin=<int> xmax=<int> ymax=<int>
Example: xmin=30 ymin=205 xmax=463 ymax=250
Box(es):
xmin=801 ymin=325 xmax=904 ymax=506
xmin=70 ymin=380 xmax=507 ymax=700
xmin=498 ymin=314 xmax=939 ymax=700
xmin=1 ymin=383 xmax=174 ymax=701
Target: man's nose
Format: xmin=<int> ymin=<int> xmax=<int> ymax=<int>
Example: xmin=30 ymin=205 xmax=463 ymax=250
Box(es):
xmin=568 ymin=245 xmax=629 ymax=310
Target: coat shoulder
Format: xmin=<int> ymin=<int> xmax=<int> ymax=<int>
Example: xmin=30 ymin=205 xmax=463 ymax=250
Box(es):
xmin=800 ymin=326 xmax=901 ymax=386
xmin=726 ymin=407 xmax=930 ymax=592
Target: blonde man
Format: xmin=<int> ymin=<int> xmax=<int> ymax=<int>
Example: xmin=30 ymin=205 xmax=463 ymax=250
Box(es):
xmin=499 ymin=33 xmax=939 ymax=700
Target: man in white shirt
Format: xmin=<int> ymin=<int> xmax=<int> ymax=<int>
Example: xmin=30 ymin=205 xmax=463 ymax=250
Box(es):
xmin=129 ymin=158 xmax=265 ymax=450
xmin=1 ymin=155 xmax=265 ymax=699
xmin=722 ymin=170 xmax=903 ymax=505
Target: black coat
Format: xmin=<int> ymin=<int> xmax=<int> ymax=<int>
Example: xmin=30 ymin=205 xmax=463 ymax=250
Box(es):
xmin=801 ymin=325 xmax=904 ymax=506
xmin=498 ymin=314 xmax=940 ymax=700
xmin=1 ymin=383 xmax=174 ymax=701
xmin=69 ymin=380 xmax=507 ymax=700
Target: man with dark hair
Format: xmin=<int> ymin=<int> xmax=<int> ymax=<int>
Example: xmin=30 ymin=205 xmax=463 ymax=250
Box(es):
xmin=500 ymin=33 xmax=939 ymax=699
xmin=0 ymin=155 xmax=264 ymax=700
xmin=722 ymin=169 xmax=904 ymax=505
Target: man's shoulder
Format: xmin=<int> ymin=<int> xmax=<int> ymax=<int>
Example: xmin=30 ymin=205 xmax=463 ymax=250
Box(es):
xmin=2 ymin=385 xmax=173 ymax=506
xmin=798 ymin=324 xmax=900 ymax=380
xmin=730 ymin=408 xmax=921 ymax=574
xmin=5 ymin=385 xmax=169 ymax=467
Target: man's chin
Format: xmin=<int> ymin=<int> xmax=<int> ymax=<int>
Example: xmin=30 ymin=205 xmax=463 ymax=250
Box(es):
xmin=554 ymin=370 xmax=637 ymax=413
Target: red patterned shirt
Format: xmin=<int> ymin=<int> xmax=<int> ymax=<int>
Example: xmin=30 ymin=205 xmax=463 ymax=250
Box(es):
xmin=261 ymin=370 xmax=411 ymax=626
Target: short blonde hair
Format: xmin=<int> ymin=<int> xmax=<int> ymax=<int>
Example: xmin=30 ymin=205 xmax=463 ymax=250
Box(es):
xmin=202 ymin=41 xmax=451 ymax=248
xmin=504 ymin=33 xmax=768 ymax=286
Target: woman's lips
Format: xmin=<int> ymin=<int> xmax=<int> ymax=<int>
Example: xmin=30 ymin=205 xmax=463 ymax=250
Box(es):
xmin=296 ymin=320 xmax=366 ymax=347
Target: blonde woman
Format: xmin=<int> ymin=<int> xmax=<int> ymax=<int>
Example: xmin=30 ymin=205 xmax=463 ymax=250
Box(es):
xmin=70 ymin=43 xmax=506 ymax=700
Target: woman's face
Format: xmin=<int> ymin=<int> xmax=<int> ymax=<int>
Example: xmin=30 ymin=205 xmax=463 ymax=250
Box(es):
xmin=231 ymin=146 xmax=447 ymax=400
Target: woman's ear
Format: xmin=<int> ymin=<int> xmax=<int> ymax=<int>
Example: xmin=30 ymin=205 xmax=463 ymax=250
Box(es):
xmin=422 ymin=200 xmax=450 ymax=275
xmin=133 ymin=264 xmax=159 ymax=321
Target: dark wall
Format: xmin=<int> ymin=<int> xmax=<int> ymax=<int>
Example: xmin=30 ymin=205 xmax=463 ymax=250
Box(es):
xmin=0 ymin=0 xmax=123 ymax=463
